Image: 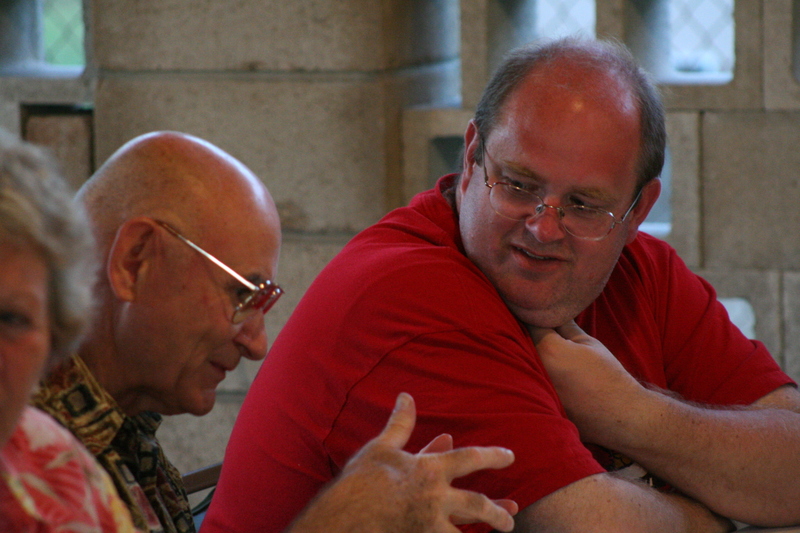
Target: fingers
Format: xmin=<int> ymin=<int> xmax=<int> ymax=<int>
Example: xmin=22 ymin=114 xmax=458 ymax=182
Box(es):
xmin=373 ymin=392 xmax=417 ymax=450
xmin=420 ymin=433 xmax=453 ymax=454
xmin=439 ymin=445 xmax=515 ymax=481
xmin=554 ymin=320 xmax=594 ymax=344
xmin=527 ymin=324 xmax=554 ymax=344
xmin=494 ymin=498 xmax=520 ymax=516
xmin=554 ymin=320 xmax=584 ymax=339
xmin=530 ymin=320 xmax=592 ymax=346
xmin=449 ymin=491 xmax=517 ymax=532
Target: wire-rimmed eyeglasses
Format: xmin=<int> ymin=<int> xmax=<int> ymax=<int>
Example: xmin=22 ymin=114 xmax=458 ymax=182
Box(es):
xmin=479 ymin=135 xmax=642 ymax=241
xmin=155 ymin=220 xmax=283 ymax=324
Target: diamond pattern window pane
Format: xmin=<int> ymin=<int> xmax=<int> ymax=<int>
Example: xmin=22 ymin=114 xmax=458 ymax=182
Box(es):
xmin=486 ymin=0 xmax=596 ymax=73
xmin=536 ymin=0 xmax=596 ymax=39
xmin=43 ymin=0 xmax=84 ymax=66
xmin=670 ymin=0 xmax=734 ymax=74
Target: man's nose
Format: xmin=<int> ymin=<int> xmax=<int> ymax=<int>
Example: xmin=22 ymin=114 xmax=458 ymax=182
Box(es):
xmin=524 ymin=204 xmax=568 ymax=244
xmin=234 ymin=313 xmax=269 ymax=360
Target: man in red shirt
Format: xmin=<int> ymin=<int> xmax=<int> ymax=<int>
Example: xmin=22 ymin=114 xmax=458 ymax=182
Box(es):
xmin=206 ymin=38 xmax=800 ymax=532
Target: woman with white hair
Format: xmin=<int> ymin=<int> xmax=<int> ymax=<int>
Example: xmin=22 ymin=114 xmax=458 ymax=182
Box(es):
xmin=0 ymin=130 xmax=139 ymax=532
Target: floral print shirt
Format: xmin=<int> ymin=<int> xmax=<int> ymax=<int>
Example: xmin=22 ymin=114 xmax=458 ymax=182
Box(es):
xmin=0 ymin=406 xmax=141 ymax=532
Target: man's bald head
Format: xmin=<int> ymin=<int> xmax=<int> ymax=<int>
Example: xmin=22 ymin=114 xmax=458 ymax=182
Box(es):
xmin=79 ymin=131 xmax=279 ymax=256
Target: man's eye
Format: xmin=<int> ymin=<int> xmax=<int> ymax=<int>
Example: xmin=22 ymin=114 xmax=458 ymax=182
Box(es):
xmin=569 ymin=196 xmax=604 ymax=210
xmin=234 ymin=287 xmax=254 ymax=303
xmin=0 ymin=310 xmax=31 ymax=329
xmin=568 ymin=204 xmax=609 ymax=221
xmin=569 ymin=196 xmax=587 ymax=207
xmin=504 ymin=178 xmax=534 ymax=192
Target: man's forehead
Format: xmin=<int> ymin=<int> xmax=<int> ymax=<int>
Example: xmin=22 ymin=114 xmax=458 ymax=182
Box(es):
xmin=182 ymin=164 xmax=280 ymax=273
xmin=491 ymin=63 xmax=641 ymax=149
xmin=513 ymin=62 xmax=635 ymax=111
xmin=232 ymin=221 xmax=280 ymax=272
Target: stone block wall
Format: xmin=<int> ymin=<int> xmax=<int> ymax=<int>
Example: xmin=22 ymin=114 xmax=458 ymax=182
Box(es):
xmin=3 ymin=0 xmax=800 ymax=476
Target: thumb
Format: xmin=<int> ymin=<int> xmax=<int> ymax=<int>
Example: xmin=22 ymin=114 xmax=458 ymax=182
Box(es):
xmin=553 ymin=320 xmax=586 ymax=341
xmin=372 ymin=392 xmax=416 ymax=450
xmin=419 ymin=433 xmax=453 ymax=454
xmin=554 ymin=320 xmax=597 ymax=345
xmin=527 ymin=324 xmax=555 ymax=344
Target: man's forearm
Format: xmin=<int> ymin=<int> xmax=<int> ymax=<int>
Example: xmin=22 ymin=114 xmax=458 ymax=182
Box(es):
xmin=516 ymin=473 xmax=733 ymax=533
xmin=609 ymin=389 xmax=800 ymax=526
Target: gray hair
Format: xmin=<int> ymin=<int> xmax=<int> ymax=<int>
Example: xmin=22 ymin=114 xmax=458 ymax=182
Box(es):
xmin=0 ymin=129 xmax=96 ymax=365
xmin=472 ymin=37 xmax=666 ymax=190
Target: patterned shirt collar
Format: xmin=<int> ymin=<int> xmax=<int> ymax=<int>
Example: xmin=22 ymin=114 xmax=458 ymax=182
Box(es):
xmin=32 ymin=356 xmax=192 ymax=533
xmin=33 ymin=356 xmax=139 ymax=454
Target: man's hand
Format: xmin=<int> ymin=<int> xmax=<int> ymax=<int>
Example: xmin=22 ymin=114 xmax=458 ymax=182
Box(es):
xmin=529 ymin=321 xmax=654 ymax=448
xmin=530 ymin=321 xmax=800 ymax=527
xmin=288 ymin=392 xmax=518 ymax=533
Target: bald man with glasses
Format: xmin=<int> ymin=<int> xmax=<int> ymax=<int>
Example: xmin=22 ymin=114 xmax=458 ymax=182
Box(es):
xmin=31 ymin=131 xmax=518 ymax=533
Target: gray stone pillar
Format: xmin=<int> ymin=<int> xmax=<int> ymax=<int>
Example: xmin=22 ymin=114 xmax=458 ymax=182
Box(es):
xmin=0 ymin=0 xmax=42 ymax=72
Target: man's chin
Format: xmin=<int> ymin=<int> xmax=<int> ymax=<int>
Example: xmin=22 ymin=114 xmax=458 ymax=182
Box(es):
xmin=182 ymin=390 xmax=216 ymax=417
xmin=508 ymin=301 xmax=577 ymax=329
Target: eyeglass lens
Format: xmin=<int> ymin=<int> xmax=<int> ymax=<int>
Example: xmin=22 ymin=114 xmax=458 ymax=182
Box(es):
xmin=488 ymin=185 xmax=615 ymax=240
xmin=232 ymin=283 xmax=283 ymax=324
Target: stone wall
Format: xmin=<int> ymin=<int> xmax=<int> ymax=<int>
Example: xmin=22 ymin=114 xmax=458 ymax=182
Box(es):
xmin=2 ymin=0 xmax=800 ymax=476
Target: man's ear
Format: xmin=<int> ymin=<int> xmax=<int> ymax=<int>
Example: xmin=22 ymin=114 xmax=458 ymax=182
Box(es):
xmin=106 ymin=218 xmax=160 ymax=302
xmin=457 ymin=119 xmax=481 ymax=211
xmin=625 ymin=178 xmax=661 ymax=244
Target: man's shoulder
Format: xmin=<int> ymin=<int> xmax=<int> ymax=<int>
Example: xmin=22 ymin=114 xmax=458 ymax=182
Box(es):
xmin=34 ymin=356 xmax=110 ymax=411
xmin=358 ymin=177 xmax=460 ymax=250
xmin=32 ymin=356 xmax=127 ymax=454
xmin=321 ymin=187 xmax=485 ymax=299
xmin=624 ymin=231 xmax=675 ymax=256
xmin=270 ymin=186 xmax=513 ymax=361
xmin=616 ymin=232 xmax=682 ymax=276
xmin=324 ymin=220 xmax=497 ymax=319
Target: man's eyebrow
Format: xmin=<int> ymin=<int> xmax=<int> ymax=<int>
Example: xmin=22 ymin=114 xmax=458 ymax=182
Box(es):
xmin=502 ymin=158 xmax=617 ymax=204
xmin=571 ymin=187 xmax=616 ymax=204
xmin=244 ymin=273 xmax=267 ymax=285
xmin=503 ymin=159 xmax=543 ymax=181
xmin=225 ymin=272 xmax=266 ymax=290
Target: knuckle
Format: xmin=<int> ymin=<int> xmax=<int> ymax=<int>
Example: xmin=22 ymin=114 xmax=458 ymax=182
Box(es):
xmin=463 ymin=492 xmax=498 ymax=520
xmin=450 ymin=446 xmax=486 ymax=468
xmin=463 ymin=447 xmax=485 ymax=463
xmin=417 ymin=454 xmax=447 ymax=477
xmin=472 ymin=492 xmax=494 ymax=513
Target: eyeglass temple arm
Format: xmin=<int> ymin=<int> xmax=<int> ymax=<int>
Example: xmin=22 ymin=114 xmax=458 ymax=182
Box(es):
xmin=157 ymin=222 xmax=259 ymax=290
xmin=620 ymin=187 xmax=644 ymax=222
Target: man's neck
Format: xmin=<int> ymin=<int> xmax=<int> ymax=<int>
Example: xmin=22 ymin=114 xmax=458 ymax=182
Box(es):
xmin=78 ymin=338 xmax=150 ymax=417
